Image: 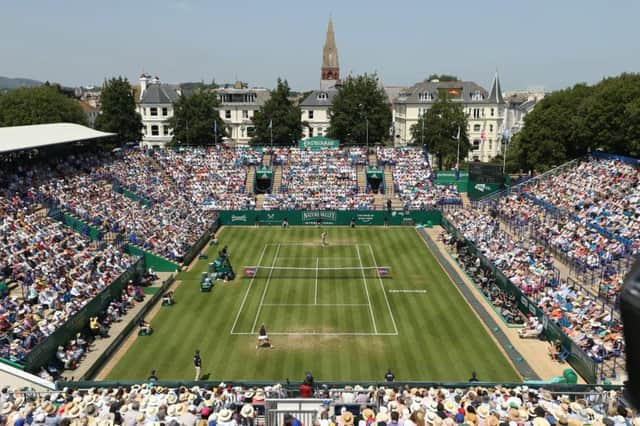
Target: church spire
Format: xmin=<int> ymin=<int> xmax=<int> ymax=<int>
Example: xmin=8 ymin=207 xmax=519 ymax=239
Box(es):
xmin=321 ymin=17 xmax=340 ymax=90
xmin=488 ymin=70 xmax=505 ymax=104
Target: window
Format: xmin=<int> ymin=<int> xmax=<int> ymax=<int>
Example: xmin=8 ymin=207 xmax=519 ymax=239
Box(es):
xmin=225 ymin=110 xmax=231 ymax=119
xmin=473 ymin=124 xmax=481 ymax=132
xmin=163 ymin=126 xmax=169 ymax=136
xmin=150 ymin=107 xmax=158 ymax=116
xmin=473 ymin=109 xmax=481 ymax=119
xmin=489 ymin=140 xmax=493 ymax=150
xmin=472 ymin=139 xmax=481 ymax=149
xmin=242 ymin=110 xmax=249 ymax=119
xmin=490 ymin=108 xmax=494 ymax=117
xmin=317 ymin=92 xmax=328 ymax=100
xmin=309 ymin=128 xmax=314 ymax=137
xmin=418 ymin=92 xmax=433 ymax=101
xmin=151 ymin=125 xmax=159 ymax=136
xmin=489 ymin=124 xmax=494 ymax=132
xmin=309 ymin=110 xmax=314 ymax=119
xmin=162 ymin=107 xmax=168 ymax=116
xmin=471 ymin=91 xmax=484 ymax=101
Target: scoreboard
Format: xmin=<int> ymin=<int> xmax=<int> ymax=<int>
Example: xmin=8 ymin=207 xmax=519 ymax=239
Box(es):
xmin=469 ymin=163 xmax=504 ymax=184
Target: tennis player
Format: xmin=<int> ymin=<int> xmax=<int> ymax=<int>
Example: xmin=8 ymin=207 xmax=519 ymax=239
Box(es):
xmin=257 ymin=324 xmax=273 ymax=349
xmin=321 ymin=231 xmax=327 ymax=247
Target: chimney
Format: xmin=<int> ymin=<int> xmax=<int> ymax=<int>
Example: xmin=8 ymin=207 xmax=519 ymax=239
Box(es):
xmin=139 ymin=73 xmax=150 ymax=100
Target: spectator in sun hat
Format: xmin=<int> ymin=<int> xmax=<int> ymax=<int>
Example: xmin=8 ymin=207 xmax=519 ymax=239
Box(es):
xmin=341 ymin=411 xmax=355 ymax=426
xmin=240 ymin=404 xmax=255 ymax=426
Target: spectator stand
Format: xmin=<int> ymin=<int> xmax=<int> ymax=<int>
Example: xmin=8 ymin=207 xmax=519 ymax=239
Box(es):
xmin=441 ymin=217 xmax=600 ymax=383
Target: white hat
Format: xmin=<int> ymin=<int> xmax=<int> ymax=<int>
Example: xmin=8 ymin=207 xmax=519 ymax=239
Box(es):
xmin=218 ymin=408 xmax=233 ymax=422
xmin=241 ymin=404 xmax=255 ymax=418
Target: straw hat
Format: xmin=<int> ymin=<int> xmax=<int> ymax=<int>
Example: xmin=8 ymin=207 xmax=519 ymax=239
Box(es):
xmin=66 ymin=405 xmax=82 ymax=418
xmin=342 ymin=411 xmax=355 ymax=426
xmin=362 ymin=408 xmax=375 ymax=420
xmin=218 ymin=409 xmax=233 ymax=422
xmin=0 ymin=402 xmax=14 ymax=415
xmin=44 ymin=404 xmax=56 ymax=415
xmin=443 ymin=400 xmax=457 ymax=414
xmin=376 ymin=412 xmax=390 ymax=424
xmin=241 ymin=404 xmax=255 ymax=418
xmin=477 ymin=405 xmax=490 ymax=419
xmin=254 ymin=389 xmax=265 ymax=401
xmin=534 ymin=418 xmax=551 ymax=426
xmin=146 ymin=406 xmax=159 ymax=417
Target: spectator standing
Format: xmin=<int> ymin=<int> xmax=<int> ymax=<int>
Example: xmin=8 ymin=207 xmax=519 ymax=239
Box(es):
xmin=194 ymin=349 xmax=202 ymax=380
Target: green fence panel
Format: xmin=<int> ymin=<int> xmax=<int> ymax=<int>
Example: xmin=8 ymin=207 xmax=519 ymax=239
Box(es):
xmin=467 ymin=181 xmax=504 ymax=200
xmin=125 ymin=245 xmax=181 ymax=273
xmin=218 ymin=210 xmax=442 ymax=227
xmin=61 ymin=213 xmax=102 ymax=241
xmin=182 ymin=221 xmax=220 ymax=266
xmin=440 ymin=218 xmax=598 ymax=383
xmin=23 ymin=259 xmax=145 ymax=372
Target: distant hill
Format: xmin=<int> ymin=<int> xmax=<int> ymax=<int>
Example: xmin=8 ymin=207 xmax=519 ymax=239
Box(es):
xmin=0 ymin=76 xmax=44 ymax=90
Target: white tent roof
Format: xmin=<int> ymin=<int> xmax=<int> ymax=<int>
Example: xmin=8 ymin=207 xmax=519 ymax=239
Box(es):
xmin=0 ymin=123 xmax=116 ymax=154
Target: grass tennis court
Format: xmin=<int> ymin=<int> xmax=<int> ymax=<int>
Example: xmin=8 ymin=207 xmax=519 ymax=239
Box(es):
xmin=107 ymin=227 xmax=520 ymax=382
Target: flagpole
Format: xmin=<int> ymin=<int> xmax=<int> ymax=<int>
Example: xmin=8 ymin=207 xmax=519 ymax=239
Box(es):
xmin=455 ymin=125 xmax=461 ymax=171
xmin=270 ymin=120 xmax=273 ymax=147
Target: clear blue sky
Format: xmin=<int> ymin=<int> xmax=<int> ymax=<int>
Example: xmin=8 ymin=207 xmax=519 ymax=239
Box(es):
xmin=1 ymin=0 xmax=638 ymax=92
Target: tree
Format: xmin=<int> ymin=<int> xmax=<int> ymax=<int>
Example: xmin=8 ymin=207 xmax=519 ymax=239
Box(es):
xmin=0 ymin=86 xmax=87 ymax=126
xmin=168 ymin=90 xmax=227 ymax=145
xmin=251 ymin=79 xmax=302 ymax=146
xmin=427 ymin=74 xmax=459 ymax=82
xmin=509 ymin=73 xmax=640 ymax=173
xmin=95 ymin=77 xmax=142 ymax=143
xmin=410 ymin=97 xmax=469 ymax=169
xmin=328 ymin=74 xmax=392 ymax=146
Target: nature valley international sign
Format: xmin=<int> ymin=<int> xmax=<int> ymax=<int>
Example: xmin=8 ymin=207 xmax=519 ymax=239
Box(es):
xmin=301 ymin=210 xmax=338 ymax=224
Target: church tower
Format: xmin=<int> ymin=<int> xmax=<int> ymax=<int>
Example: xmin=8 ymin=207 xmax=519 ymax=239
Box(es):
xmin=320 ymin=17 xmax=340 ymax=90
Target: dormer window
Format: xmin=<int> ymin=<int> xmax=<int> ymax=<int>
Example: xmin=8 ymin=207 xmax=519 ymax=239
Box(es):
xmin=317 ymin=92 xmax=328 ymax=100
xmin=418 ymin=92 xmax=433 ymax=102
xmin=471 ymin=91 xmax=484 ymax=101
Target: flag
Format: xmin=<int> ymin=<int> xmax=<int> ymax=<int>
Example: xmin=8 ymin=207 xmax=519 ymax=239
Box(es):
xmin=213 ymin=120 xmax=217 ymax=133
xmin=268 ymin=119 xmax=273 ymax=129
xmin=502 ymin=127 xmax=510 ymax=143
xmin=480 ymin=130 xmax=486 ymax=141
xmin=456 ymin=126 xmax=460 ymax=140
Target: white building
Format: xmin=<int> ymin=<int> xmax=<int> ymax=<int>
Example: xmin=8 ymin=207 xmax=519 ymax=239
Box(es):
xmin=217 ymin=82 xmax=270 ymax=146
xmin=503 ymin=90 xmax=546 ymax=136
xmin=137 ymin=74 xmax=180 ymax=148
xmin=392 ymin=74 xmax=506 ymax=162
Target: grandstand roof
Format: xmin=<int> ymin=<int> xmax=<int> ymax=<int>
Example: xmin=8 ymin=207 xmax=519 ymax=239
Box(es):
xmin=0 ymin=123 xmax=116 ymax=154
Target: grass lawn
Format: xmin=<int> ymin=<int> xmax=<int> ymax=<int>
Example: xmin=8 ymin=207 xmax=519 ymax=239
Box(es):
xmin=107 ymin=226 xmax=520 ymax=382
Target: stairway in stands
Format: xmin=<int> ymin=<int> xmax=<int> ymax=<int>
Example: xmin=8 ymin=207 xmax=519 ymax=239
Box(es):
xmin=357 ymin=166 xmax=367 ymax=193
xmin=368 ymin=153 xmax=377 ymax=165
xmin=272 ymin=166 xmax=282 ymax=193
xmin=262 ymin=154 xmax=271 ymax=166
xmin=245 ymin=166 xmax=255 ymax=193
xmin=384 ymin=166 xmax=394 ymax=197
xmin=255 ymin=194 xmax=265 ymax=209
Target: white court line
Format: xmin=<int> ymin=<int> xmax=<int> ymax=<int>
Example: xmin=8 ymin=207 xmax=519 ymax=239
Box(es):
xmin=231 ymin=332 xmax=398 ymax=336
xmin=367 ymin=244 xmax=399 ymax=335
xmin=230 ymin=244 xmax=268 ymax=335
xmin=314 ymin=257 xmax=319 ymax=305
xmin=356 ymin=244 xmax=378 ymax=334
xmin=261 ymin=303 xmax=370 ymax=307
xmin=250 ymin=243 xmax=281 ymax=334
xmin=275 ymin=257 xmax=360 ymax=260
xmin=265 ymin=243 xmax=359 ymax=246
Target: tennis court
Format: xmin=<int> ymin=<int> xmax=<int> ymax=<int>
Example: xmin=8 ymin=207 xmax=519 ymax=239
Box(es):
xmin=231 ymin=243 xmax=397 ymax=336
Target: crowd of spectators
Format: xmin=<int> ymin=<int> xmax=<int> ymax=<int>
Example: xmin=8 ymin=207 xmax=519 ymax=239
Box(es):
xmin=522 ymin=158 xmax=640 ymax=245
xmin=441 ymin=233 xmax=524 ymax=326
xmin=377 ymin=148 xmax=461 ymax=210
xmin=492 ymin=194 xmax=632 ymax=271
xmin=266 ymin=148 xmax=374 ymax=210
xmin=0 ymin=383 xmax=633 ymax=426
xmin=444 ymin=208 xmax=625 ymax=366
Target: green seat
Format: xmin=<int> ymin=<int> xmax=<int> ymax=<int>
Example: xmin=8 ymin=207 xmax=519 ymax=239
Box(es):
xmin=201 ymin=280 xmax=213 ymax=292
xmin=426 ymin=220 xmax=433 ymax=228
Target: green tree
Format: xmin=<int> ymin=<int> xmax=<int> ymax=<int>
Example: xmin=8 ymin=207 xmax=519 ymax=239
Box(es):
xmin=0 ymin=86 xmax=87 ymax=126
xmin=251 ymin=79 xmax=302 ymax=146
xmin=427 ymin=74 xmax=460 ymax=82
xmin=410 ymin=97 xmax=469 ymax=169
xmin=168 ymin=90 xmax=227 ymax=145
xmin=328 ymin=74 xmax=392 ymax=146
xmin=95 ymin=77 xmax=142 ymax=143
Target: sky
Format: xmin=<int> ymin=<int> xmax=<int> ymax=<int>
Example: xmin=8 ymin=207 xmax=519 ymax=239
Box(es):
xmin=1 ymin=0 xmax=639 ymax=92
